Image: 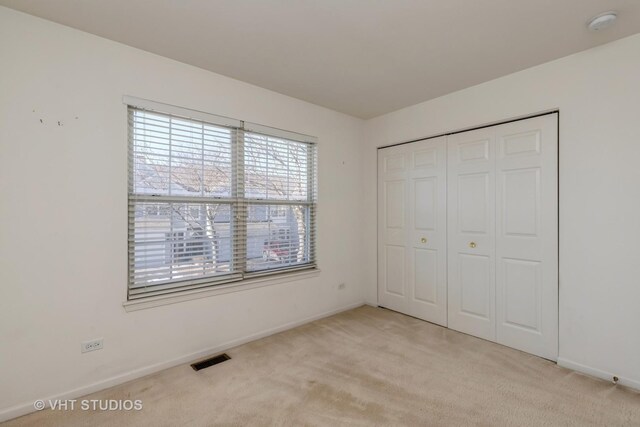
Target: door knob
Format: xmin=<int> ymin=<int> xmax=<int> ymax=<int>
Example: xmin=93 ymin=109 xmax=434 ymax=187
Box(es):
xmin=421 ymin=237 xmax=427 ymax=243
xmin=469 ymin=242 xmax=477 ymax=248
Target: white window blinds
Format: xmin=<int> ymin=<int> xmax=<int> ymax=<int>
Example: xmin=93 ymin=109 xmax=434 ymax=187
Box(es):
xmin=127 ymin=99 xmax=317 ymax=300
xmin=243 ymin=131 xmax=317 ymax=274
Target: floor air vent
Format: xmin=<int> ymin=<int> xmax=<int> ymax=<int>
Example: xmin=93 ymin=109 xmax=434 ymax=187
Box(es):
xmin=191 ymin=353 xmax=231 ymax=371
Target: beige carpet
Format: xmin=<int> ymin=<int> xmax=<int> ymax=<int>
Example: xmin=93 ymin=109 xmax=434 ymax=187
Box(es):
xmin=5 ymin=305 xmax=640 ymax=426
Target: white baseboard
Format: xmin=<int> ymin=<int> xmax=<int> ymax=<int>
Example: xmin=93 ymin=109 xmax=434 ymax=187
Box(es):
xmin=557 ymin=357 xmax=640 ymax=391
xmin=0 ymin=301 xmax=365 ymax=423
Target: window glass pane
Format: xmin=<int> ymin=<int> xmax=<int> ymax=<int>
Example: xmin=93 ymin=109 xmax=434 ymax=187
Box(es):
xmin=244 ymin=132 xmax=309 ymax=201
xmin=130 ymin=202 xmax=233 ymax=288
xmin=131 ymin=110 xmax=233 ymax=197
xmin=246 ymin=204 xmax=311 ymax=272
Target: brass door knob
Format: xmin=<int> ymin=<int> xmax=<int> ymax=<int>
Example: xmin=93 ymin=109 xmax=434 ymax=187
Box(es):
xmin=421 ymin=237 xmax=427 ymax=243
xmin=469 ymin=242 xmax=477 ymax=248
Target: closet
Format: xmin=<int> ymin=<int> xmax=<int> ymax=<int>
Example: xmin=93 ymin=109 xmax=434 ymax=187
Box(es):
xmin=378 ymin=113 xmax=558 ymax=360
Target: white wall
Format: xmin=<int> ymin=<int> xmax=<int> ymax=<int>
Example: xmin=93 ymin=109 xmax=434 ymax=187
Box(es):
xmin=0 ymin=7 xmax=365 ymax=419
xmin=363 ymin=33 xmax=640 ymax=388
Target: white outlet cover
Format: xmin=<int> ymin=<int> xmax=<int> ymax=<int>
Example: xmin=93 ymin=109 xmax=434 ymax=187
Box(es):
xmin=81 ymin=338 xmax=103 ymax=353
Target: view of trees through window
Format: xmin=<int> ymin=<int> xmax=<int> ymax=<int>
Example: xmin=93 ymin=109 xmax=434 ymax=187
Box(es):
xmin=129 ymin=108 xmax=316 ymax=296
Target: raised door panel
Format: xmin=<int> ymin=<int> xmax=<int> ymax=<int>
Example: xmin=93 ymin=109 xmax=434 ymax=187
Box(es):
xmin=459 ymin=139 xmax=490 ymax=162
xmin=384 ymin=154 xmax=406 ymax=173
xmin=414 ymin=248 xmax=437 ymax=304
xmin=458 ymin=173 xmax=489 ymax=234
xmin=502 ymin=258 xmax=541 ymax=332
xmin=502 ymin=131 xmax=541 ymax=157
xmin=502 ymin=168 xmax=540 ymax=238
xmin=414 ymin=177 xmax=437 ymax=231
xmin=385 ymin=179 xmax=406 ymax=239
xmin=459 ymin=254 xmax=491 ymax=319
xmin=385 ymin=245 xmax=406 ymax=296
xmin=413 ymin=148 xmax=437 ymax=169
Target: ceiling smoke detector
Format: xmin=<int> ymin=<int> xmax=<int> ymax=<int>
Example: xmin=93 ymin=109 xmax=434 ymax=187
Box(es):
xmin=587 ymin=12 xmax=618 ymax=31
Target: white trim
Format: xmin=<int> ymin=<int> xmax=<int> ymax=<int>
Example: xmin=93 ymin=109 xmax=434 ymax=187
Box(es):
xmin=123 ymin=95 xmax=242 ymax=128
xmin=0 ymin=301 xmax=364 ymax=423
xmin=124 ymin=268 xmax=321 ymax=312
xmin=557 ymin=357 xmax=640 ymax=391
xmin=244 ymin=121 xmax=318 ymax=144
xmin=376 ymin=109 xmax=558 ymax=150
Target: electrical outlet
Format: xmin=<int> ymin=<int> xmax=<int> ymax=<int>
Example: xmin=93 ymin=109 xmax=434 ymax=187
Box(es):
xmin=81 ymin=338 xmax=103 ymax=353
xmin=338 ymin=283 xmax=346 ymax=290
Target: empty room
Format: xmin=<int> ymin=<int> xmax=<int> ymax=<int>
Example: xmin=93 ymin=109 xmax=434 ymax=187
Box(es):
xmin=1 ymin=1 xmax=640 ymax=425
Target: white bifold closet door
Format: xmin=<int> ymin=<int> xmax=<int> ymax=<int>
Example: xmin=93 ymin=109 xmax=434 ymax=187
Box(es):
xmin=447 ymin=114 xmax=558 ymax=360
xmin=446 ymin=125 xmax=497 ymax=340
xmin=377 ymin=136 xmax=448 ymax=326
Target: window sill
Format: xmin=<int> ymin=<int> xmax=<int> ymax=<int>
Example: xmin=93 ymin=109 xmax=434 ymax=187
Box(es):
xmin=122 ymin=268 xmax=321 ymax=312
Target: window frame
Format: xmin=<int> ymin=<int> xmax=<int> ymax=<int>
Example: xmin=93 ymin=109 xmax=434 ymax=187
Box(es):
xmin=125 ymin=96 xmax=318 ymax=302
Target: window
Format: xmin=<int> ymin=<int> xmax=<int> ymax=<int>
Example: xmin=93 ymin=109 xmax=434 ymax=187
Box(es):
xmin=127 ymin=98 xmax=317 ymax=299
